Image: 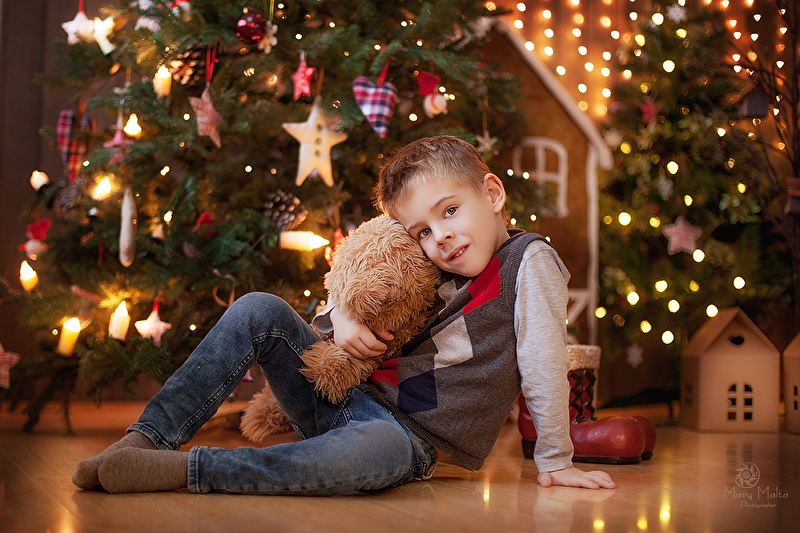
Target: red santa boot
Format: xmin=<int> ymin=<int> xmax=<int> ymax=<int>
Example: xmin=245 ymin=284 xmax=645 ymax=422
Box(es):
xmin=518 ymin=345 xmax=655 ymax=464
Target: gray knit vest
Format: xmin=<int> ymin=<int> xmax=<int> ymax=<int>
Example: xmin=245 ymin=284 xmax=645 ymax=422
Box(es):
xmin=370 ymin=231 xmax=548 ymax=471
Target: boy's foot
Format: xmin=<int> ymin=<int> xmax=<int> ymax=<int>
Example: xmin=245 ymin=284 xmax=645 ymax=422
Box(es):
xmin=72 ymin=431 xmax=157 ymax=490
xmin=98 ymin=447 xmax=189 ymax=493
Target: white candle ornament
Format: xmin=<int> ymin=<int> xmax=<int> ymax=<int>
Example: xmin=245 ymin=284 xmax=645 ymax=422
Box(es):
xmin=57 ymin=318 xmax=82 ymax=356
xmin=108 ymin=301 xmax=130 ymax=340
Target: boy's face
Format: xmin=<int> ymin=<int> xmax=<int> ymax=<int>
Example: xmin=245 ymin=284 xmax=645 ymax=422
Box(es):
xmin=394 ymin=173 xmax=510 ymax=278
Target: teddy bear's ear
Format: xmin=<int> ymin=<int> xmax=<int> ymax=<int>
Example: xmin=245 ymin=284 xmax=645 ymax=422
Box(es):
xmin=326 ymin=215 xmax=439 ymax=332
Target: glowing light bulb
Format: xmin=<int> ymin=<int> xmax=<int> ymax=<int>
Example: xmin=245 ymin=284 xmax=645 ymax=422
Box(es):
xmin=706 ymin=305 xmax=719 ymax=317
xmin=662 ymin=331 xmax=675 ymax=344
xmin=668 ymin=300 xmax=680 ymax=313
xmin=92 ymin=177 xmax=112 ymax=200
xmin=640 ymin=321 xmax=652 ymax=333
xmin=733 ymin=276 xmax=745 ymax=289
xmin=655 ymin=280 xmax=668 ymax=292
xmin=124 ymin=114 xmax=142 ymax=137
xmin=595 ymin=307 xmax=607 ymax=319
xmin=618 ymin=212 xmax=632 ymax=226
xmin=693 ymin=249 xmax=705 ymax=263
xmin=627 ymin=291 xmax=640 ymax=305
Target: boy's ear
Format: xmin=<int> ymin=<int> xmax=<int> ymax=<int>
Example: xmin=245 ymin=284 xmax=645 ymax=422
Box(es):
xmin=483 ymin=173 xmax=507 ymax=213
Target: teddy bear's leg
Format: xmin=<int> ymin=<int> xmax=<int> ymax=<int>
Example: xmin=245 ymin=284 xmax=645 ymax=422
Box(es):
xmin=240 ymin=385 xmax=293 ymax=442
xmin=300 ymin=342 xmax=380 ymax=404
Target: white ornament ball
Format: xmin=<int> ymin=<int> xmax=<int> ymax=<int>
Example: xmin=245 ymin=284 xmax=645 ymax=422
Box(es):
xmin=423 ymin=94 xmax=448 ymax=117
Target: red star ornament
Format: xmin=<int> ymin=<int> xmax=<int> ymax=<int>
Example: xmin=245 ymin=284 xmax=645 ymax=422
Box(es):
xmin=0 ymin=342 xmax=20 ymax=390
xmin=291 ymin=53 xmax=315 ymax=101
xmin=282 ymin=97 xmax=347 ymax=187
xmin=189 ymin=87 xmax=222 ymax=148
xmin=663 ymin=216 xmax=702 ymax=255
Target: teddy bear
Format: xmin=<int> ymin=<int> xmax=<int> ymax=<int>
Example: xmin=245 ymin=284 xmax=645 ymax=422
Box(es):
xmin=240 ymin=215 xmax=441 ymax=442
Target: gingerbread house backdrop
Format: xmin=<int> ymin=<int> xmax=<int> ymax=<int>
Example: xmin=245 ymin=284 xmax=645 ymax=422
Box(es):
xmin=485 ymin=19 xmax=613 ymax=345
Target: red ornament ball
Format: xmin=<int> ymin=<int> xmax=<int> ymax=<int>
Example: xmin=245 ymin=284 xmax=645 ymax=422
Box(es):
xmin=236 ymin=12 xmax=266 ymax=44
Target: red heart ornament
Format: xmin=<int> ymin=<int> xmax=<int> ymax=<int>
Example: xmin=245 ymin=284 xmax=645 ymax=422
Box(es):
xmin=352 ymin=76 xmax=397 ymax=138
xmin=57 ymin=110 xmax=95 ymax=181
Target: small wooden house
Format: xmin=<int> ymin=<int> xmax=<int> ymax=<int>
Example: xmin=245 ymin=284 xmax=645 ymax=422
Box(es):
xmin=783 ymin=332 xmax=800 ymax=434
xmin=484 ymin=19 xmax=613 ymax=345
xmin=681 ymin=308 xmax=779 ymax=432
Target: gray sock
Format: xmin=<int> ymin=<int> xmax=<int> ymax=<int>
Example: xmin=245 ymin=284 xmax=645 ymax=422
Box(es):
xmin=72 ymin=431 xmax=156 ymax=490
xmin=98 ymin=447 xmax=189 ymax=493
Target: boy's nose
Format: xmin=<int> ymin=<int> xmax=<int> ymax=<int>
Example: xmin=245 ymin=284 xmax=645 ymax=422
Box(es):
xmin=435 ymin=229 xmax=452 ymax=248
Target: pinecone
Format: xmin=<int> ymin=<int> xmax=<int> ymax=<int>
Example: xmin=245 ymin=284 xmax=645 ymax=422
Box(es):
xmin=263 ymin=191 xmax=307 ymax=232
xmin=169 ymin=48 xmax=205 ymax=88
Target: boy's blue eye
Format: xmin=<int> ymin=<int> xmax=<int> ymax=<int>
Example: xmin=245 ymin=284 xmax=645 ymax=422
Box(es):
xmin=419 ymin=228 xmax=430 ymax=238
xmin=446 ymin=206 xmax=457 ymax=216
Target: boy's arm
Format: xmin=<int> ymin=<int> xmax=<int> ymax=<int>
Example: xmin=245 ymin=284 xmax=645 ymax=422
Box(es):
xmin=515 ymin=242 xmax=614 ymax=489
xmin=313 ymin=300 xmax=394 ymax=360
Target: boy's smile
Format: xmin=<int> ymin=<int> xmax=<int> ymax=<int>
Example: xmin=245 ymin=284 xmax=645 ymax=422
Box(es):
xmin=393 ymin=173 xmax=510 ymax=278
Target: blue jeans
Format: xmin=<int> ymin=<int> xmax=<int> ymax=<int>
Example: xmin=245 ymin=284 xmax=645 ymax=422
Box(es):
xmin=129 ymin=292 xmax=437 ymax=495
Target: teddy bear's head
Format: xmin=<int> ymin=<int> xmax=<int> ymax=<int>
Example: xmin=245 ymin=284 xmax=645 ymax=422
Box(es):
xmin=325 ymin=215 xmax=440 ymax=334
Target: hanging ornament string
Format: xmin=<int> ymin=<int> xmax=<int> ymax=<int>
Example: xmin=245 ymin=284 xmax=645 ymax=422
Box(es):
xmin=206 ymin=45 xmax=217 ymax=87
xmin=377 ymin=59 xmax=390 ymax=86
xmin=78 ymin=0 xmax=84 ymax=13
xmin=264 ymin=0 xmax=275 ymax=22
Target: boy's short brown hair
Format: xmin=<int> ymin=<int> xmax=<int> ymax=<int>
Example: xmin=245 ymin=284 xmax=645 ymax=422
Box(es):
xmin=376 ymin=136 xmax=491 ymax=218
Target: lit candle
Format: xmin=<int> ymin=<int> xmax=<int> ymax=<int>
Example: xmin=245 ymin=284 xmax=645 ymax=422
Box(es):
xmin=153 ymin=65 xmax=172 ymax=97
xmin=279 ymin=231 xmax=330 ymax=251
xmin=57 ymin=318 xmax=82 ymax=356
xmin=30 ymin=170 xmax=50 ymax=191
xmin=124 ymin=114 xmax=142 ymax=137
xmin=92 ymin=177 xmax=112 ymax=200
xmin=108 ymin=301 xmax=130 ymax=340
xmin=19 ymin=261 xmax=38 ymax=292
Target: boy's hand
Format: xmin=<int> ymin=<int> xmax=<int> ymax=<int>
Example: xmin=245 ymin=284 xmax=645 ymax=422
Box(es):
xmin=330 ymin=308 xmax=394 ymax=360
xmin=538 ymin=467 xmax=616 ymax=489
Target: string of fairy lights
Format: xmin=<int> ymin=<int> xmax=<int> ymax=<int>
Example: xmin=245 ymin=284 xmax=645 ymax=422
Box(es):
xmin=489 ymin=0 xmax=791 ymax=348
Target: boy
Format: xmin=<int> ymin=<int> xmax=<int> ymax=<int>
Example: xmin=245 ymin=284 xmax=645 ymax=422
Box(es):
xmin=73 ymin=136 xmax=614 ymax=494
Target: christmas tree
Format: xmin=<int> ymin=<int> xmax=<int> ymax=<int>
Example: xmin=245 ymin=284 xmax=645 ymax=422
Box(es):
xmin=1 ymin=0 xmax=539 ymax=430
xmin=596 ymin=2 xmax=793 ymax=377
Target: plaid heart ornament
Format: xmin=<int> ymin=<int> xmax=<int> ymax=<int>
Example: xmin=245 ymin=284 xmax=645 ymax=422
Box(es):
xmin=352 ymin=76 xmax=397 ymax=138
xmin=57 ymin=110 xmax=95 ymax=182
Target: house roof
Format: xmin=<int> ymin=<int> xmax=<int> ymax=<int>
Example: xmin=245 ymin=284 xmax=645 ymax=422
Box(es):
xmin=683 ymin=307 xmax=778 ymax=357
xmin=491 ymin=18 xmax=613 ymax=170
xmin=785 ymin=331 xmax=800 ymax=358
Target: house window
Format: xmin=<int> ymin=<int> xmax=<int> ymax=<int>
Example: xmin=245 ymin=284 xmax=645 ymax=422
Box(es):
xmin=727 ymin=382 xmax=754 ymax=422
xmin=511 ymin=136 xmax=569 ymax=218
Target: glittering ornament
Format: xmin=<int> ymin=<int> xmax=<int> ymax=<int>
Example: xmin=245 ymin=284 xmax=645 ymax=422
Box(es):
xmin=352 ymin=75 xmax=397 ymax=138
xmin=663 ymin=216 xmax=702 ymax=255
xmin=236 ymin=12 xmax=266 ymax=44
xmin=189 ymin=87 xmax=222 ymax=148
xmin=282 ymin=97 xmax=347 ymax=187
xmin=0 ymin=341 xmax=20 ymax=390
xmin=135 ymin=301 xmax=171 ymax=345
xmin=291 ymin=52 xmax=315 ymax=101
xmin=263 ymin=191 xmax=307 ymax=232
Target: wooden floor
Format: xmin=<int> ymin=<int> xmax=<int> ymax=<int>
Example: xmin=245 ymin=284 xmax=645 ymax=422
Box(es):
xmin=1 ymin=401 xmax=799 ymax=533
